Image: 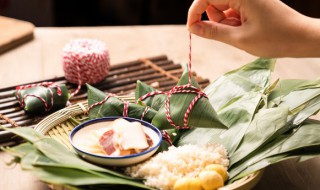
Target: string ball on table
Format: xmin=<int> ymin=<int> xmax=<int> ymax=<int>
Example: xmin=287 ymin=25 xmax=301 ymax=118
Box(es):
xmin=62 ymin=39 xmax=110 ymax=96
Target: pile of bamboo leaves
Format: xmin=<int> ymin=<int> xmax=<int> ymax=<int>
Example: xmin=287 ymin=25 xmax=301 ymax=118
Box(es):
xmin=178 ymin=58 xmax=320 ymax=182
xmin=2 ymin=58 xmax=320 ymax=189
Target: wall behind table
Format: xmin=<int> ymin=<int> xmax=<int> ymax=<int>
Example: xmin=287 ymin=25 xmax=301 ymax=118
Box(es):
xmin=1 ymin=0 xmax=319 ymax=27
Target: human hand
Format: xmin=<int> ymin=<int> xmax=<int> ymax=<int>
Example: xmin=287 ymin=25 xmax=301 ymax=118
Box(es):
xmin=187 ymin=0 xmax=320 ymax=58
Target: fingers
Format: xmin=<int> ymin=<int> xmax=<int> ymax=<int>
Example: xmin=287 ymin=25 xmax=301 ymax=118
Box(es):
xmin=206 ymin=5 xmax=241 ymax=26
xmin=187 ymin=0 xmax=230 ymax=26
xmin=206 ymin=5 xmax=226 ymax=23
xmin=224 ymin=9 xmax=240 ymax=19
xmin=187 ymin=0 xmax=208 ymax=27
xmin=220 ymin=17 xmax=241 ymax=26
xmin=188 ymin=20 xmax=237 ymax=43
xmin=188 ymin=0 xmax=241 ymax=41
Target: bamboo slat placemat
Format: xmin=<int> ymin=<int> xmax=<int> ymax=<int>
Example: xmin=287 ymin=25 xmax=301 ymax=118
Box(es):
xmin=0 ymin=55 xmax=210 ymax=144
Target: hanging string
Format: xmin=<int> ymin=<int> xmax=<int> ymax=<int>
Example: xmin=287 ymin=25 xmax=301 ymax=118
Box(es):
xmin=163 ymin=33 xmax=208 ymax=129
xmin=71 ymin=65 xmax=82 ymax=97
xmin=188 ymin=32 xmax=192 ymax=84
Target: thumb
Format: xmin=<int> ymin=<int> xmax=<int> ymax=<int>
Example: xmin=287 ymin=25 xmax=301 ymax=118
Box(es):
xmin=188 ymin=21 xmax=236 ymax=44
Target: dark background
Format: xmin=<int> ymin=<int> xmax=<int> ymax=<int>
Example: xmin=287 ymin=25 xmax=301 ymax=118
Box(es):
xmin=0 ymin=0 xmax=319 ymax=27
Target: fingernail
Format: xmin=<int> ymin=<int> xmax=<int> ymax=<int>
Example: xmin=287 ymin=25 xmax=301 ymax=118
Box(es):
xmin=188 ymin=23 xmax=203 ymax=35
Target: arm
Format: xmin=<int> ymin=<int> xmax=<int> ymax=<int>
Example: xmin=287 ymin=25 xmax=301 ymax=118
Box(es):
xmin=187 ymin=0 xmax=320 ymax=58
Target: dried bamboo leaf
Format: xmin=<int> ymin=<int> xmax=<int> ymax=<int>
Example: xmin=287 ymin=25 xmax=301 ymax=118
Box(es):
xmin=268 ymin=79 xmax=308 ymax=102
xmin=230 ymin=106 xmax=289 ymax=166
xmin=268 ymin=79 xmax=320 ymax=108
xmin=205 ymin=58 xmax=275 ymax=112
xmin=291 ymin=95 xmax=320 ymax=125
xmin=229 ymin=120 xmax=320 ymax=180
xmin=229 ymin=91 xmax=320 ymax=179
xmin=278 ymin=88 xmax=320 ymax=112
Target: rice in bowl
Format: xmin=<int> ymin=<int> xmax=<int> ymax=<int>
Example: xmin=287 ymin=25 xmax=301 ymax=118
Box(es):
xmin=125 ymin=144 xmax=229 ymax=190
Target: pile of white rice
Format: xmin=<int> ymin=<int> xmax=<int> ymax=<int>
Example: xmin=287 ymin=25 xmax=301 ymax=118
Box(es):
xmin=125 ymin=144 xmax=229 ymax=190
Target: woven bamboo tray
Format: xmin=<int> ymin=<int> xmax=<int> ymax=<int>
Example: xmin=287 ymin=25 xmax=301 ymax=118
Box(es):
xmin=34 ymin=102 xmax=263 ymax=190
xmin=0 ymin=55 xmax=210 ymax=144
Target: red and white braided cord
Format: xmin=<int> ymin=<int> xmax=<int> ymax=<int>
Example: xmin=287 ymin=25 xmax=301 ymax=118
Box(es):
xmin=136 ymin=91 xmax=167 ymax=103
xmin=123 ymin=101 xmax=129 ymax=117
xmin=140 ymin=106 xmax=150 ymax=120
xmin=86 ymin=94 xmax=115 ymax=114
xmin=188 ymin=32 xmax=192 ymax=84
xmin=161 ymin=130 xmax=173 ymax=146
xmin=63 ymin=39 xmax=110 ymax=98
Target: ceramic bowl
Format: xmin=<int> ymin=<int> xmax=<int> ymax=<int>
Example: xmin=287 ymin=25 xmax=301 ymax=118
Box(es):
xmin=69 ymin=116 xmax=162 ymax=166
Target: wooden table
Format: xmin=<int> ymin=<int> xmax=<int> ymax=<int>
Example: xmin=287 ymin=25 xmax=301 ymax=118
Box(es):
xmin=0 ymin=25 xmax=319 ymax=190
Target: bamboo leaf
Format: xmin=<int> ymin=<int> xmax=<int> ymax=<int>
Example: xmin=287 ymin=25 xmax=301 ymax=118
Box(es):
xmin=177 ymin=127 xmax=225 ymax=147
xmin=278 ymin=88 xmax=320 ymax=112
xmin=268 ymin=79 xmax=320 ymax=107
xmin=135 ymin=80 xmax=157 ymax=101
xmin=30 ymin=165 xmax=151 ymax=189
xmin=268 ymin=79 xmax=307 ymax=102
xmin=3 ymin=127 xmax=45 ymax=143
xmin=34 ymin=137 xmax=133 ymax=179
xmin=230 ymin=89 xmax=320 ymax=176
xmin=230 ymin=106 xmax=289 ymax=166
xmin=291 ymin=95 xmax=320 ymax=125
xmin=293 ymin=78 xmax=320 ymax=90
xmin=20 ymin=149 xmax=53 ymax=170
xmin=205 ymin=58 xmax=275 ymax=112
xmin=229 ymin=154 xmax=290 ymax=182
xmin=262 ymin=122 xmax=320 ymax=157
xmin=1 ymin=142 xmax=36 ymax=160
xmin=229 ymin=121 xmax=320 ymax=180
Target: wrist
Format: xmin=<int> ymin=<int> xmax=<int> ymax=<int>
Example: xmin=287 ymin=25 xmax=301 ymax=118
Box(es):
xmin=286 ymin=16 xmax=320 ymax=58
xmin=302 ymin=17 xmax=320 ymax=57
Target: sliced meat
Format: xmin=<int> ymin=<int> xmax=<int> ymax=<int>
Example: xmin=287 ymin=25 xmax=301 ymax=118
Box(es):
xmin=146 ymin=133 xmax=153 ymax=147
xmin=137 ymin=134 xmax=153 ymax=153
xmin=99 ymin=129 xmax=116 ymax=155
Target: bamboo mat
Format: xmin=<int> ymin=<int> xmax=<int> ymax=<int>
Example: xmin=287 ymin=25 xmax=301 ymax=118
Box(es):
xmin=0 ymin=55 xmax=210 ymax=144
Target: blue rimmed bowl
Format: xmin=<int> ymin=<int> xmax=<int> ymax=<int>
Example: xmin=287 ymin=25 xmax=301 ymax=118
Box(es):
xmin=69 ymin=116 xmax=162 ymax=166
